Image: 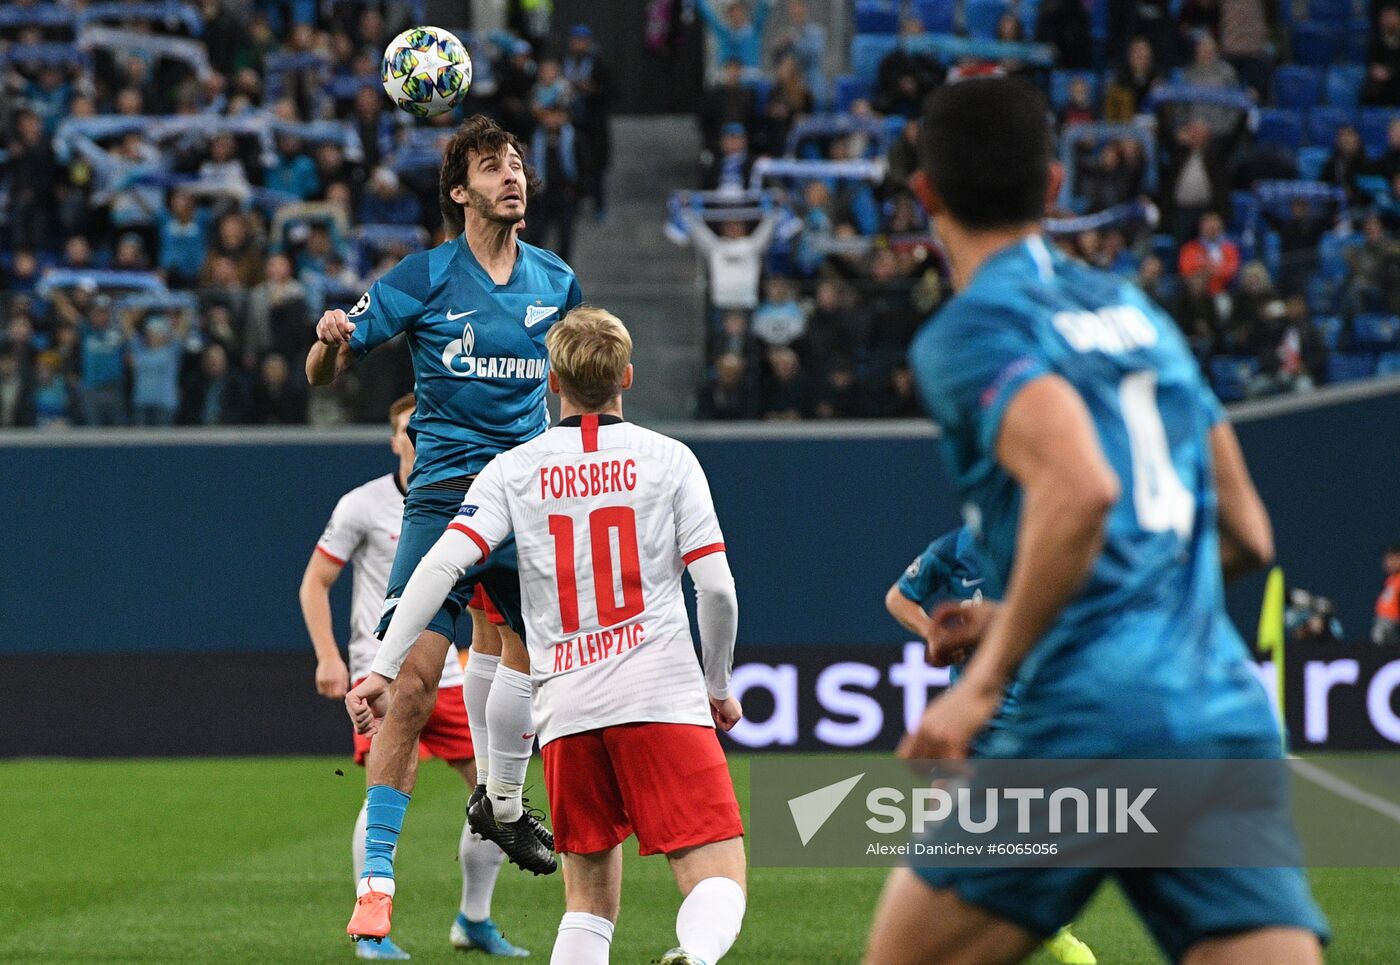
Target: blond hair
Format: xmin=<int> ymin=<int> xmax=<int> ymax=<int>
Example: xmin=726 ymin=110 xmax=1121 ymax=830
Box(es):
xmin=545 ymin=306 xmax=632 ymax=410
xmin=388 ymin=392 xmax=415 ymax=426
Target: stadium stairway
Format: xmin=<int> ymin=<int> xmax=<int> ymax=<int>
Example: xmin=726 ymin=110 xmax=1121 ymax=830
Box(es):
xmin=569 ymin=115 xmax=704 ymax=423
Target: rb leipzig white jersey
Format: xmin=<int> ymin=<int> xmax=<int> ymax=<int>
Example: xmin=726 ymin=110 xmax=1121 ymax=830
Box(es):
xmin=316 ymin=474 xmax=463 ymax=688
xmin=451 ymin=415 xmax=726 ymax=745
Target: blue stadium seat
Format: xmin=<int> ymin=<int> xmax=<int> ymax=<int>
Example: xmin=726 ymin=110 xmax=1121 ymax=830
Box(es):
xmin=1307 ymin=106 xmax=1356 ymax=147
xmin=914 ymin=0 xmax=955 ymax=34
xmin=1352 ymin=313 xmax=1400 ymax=349
xmin=854 ymin=1 xmax=900 ymax=34
xmin=749 ymin=78 xmax=771 ymax=112
xmin=1210 ymin=356 xmax=1260 ymax=402
xmin=1344 ymin=20 xmax=1370 ymax=64
xmin=1307 ymin=274 xmax=1341 ymax=314
xmin=1256 ymin=108 xmax=1304 ymax=149
xmin=1317 ymin=234 xmax=1353 ymax=280
xmin=1296 ymin=145 xmax=1331 ymax=181
xmin=1273 ymin=66 xmax=1323 ymax=109
xmin=1263 ymin=230 xmax=1283 ymax=279
xmin=1378 ymin=350 xmax=1400 ymax=375
xmin=1325 ymin=65 xmax=1365 ymax=108
xmin=850 ymin=34 xmax=896 ymax=84
xmin=1360 ymin=108 xmax=1400 ymax=155
xmin=833 ymin=75 xmax=869 ymax=111
xmin=965 ymin=0 xmax=1009 ymax=39
xmin=1150 ymin=234 xmax=1178 ymax=270
xmin=1229 ymin=190 xmax=1259 ymax=236
xmin=1050 ymin=70 xmax=1101 ymax=109
xmin=1291 ymin=23 xmax=1340 ymax=67
xmin=1314 ymin=315 xmax=1345 ymax=349
xmin=1306 ymin=0 xmax=1354 ymax=21
xmin=1329 ymin=351 xmax=1378 ymax=383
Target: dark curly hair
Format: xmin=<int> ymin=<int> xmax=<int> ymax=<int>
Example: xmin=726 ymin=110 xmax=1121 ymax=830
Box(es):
xmin=438 ymin=114 xmax=536 ymax=234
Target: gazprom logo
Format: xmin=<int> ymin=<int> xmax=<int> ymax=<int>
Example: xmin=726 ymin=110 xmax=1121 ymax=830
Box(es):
xmin=440 ymin=320 xmax=546 ymax=380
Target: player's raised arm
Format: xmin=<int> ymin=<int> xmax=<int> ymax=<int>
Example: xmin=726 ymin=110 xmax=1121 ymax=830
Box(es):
xmin=1210 ymin=419 xmax=1274 ymax=581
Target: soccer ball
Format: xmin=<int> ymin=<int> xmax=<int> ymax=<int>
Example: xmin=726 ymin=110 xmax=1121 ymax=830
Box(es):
xmin=380 ymin=26 xmax=472 ymax=117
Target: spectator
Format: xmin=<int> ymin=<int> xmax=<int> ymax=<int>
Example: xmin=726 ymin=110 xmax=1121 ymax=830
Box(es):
xmin=709 ymin=310 xmax=765 ymax=365
xmin=1225 ymin=260 xmax=1282 ymax=352
xmin=1218 ymin=0 xmax=1272 ymax=100
xmin=1178 ymin=211 xmax=1240 ymax=295
xmin=682 ymin=208 xmax=781 ymax=310
xmin=159 ymin=189 xmax=211 ymax=289
xmin=1036 ymin=0 xmax=1095 ymax=70
xmin=494 ymin=40 xmax=537 ymax=137
xmin=1247 ymin=293 xmax=1326 ymax=396
xmin=128 ymin=316 xmax=184 ymax=426
xmin=995 ymin=12 xmax=1026 ymax=43
xmin=1176 ymin=0 xmax=1220 ymax=40
xmin=63 ymin=235 xmax=97 ymax=272
xmin=358 ymin=167 xmax=422 ymax=226
xmin=249 ymin=352 xmax=308 ymax=424
xmin=181 ymin=343 xmax=248 ymax=425
xmin=1165 ymin=121 xmax=1232 ymax=242
xmin=528 ymin=105 xmax=585 ymax=263
xmin=752 ymin=277 xmax=807 ymax=346
xmin=1105 ymin=36 xmax=1161 ymax=121
xmin=209 ymin=212 xmax=265 ymax=286
xmin=199 ymin=133 xmax=252 ymax=193
xmin=1263 ymin=196 xmax=1331 ymax=296
xmin=312 ymin=143 xmax=357 ymax=203
xmin=4 ymin=249 xmax=42 ymax=296
xmin=866 ymin=362 xmax=923 ymax=417
xmin=875 ymin=18 xmax=941 ymax=119
xmin=1373 ymin=544 xmax=1400 ymax=646
xmin=1345 ymin=213 xmax=1400 ymax=314
xmin=700 ymin=64 xmax=760 ymax=156
xmin=531 ymin=58 xmax=573 ymax=119
xmin=1363 ymin=6 xmax=1400 ymax=106
xmin=265 ymin=133 xmax=320 ymax=200
xmin=802 ymin=277 xmax=866 ymax=363
xmin=697 ymin=352 xmax=760 ymax=419
xmin=772 ymin=0 xmax=827 ymax=102
xmin=795 ymin=180 xmax=835 ymax=275
xmin=1287 ymin=589 xmax=1346 ymax=644
xmin=351 ymin=86 xmax=396 ymax=173
xmin=1080 ymin=141 xmax=1136 ymax=210
xmin=1057 ymin=76 xmax=1099 ymax=131
xmin=5 ymin=109 xmax=59 ymax=250
xmin=1137 ymin=253 xmax=1169 ymax=304
xmin=0 ymin=348 xmax=35 ymax=428
xmin=246 ymin=253 xmax=311 ymax=361
xmin=31 ymin=351 xmax=72 ymax=428
xmin=1375 ymin=118 xmax=1400 ymax=182
xmin=562 ymin=25 xmax=616 ymax=221
xmin=113 ymin=233 xmax=151 ymax=272
xmin=1171 ymin=268 xmax=1224 ymax=358
xmin=699 ymin=123 xmax=754 ymax=193
xmin=761 ymin=54 xmax=815 ymax=153
xmin=884 ymin=119 xmax=921 ymax=193
xmin=77 ymin=297 xmax=128 ymax=426
xmin=696 ymin=0 xmax=771 ymax=78
xmin=760 ymin=345 xmax=810 ymax=419
xmin=1323 ymin=125 xmax=1375 ymax=206
xmin=1182 ymin=33 xmax=1242 ymax=135
xmin=813 ymin=358 xmax=861 ymax=418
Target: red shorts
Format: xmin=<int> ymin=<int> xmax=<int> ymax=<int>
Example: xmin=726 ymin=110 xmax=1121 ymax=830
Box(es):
xmin=469 ymin=585 xmax=505 ymax=625
xmin=352 ymin=678 xmax=473 ymax=766
xmin=541 ymin=722 xmax=744 ymax=856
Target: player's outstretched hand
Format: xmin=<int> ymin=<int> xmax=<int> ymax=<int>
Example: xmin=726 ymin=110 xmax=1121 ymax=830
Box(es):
xmin=315 ymin=308 xmax=356 ymax=345
xmin=346 ymin=673 xmax=392 ymax=736
xmin=925 ymin=600 xmax=999 ymax=667
xmin=897 ymin=682 xmax=1001 ymax=761
xmin=316 ymin=654 xmax=350 ymax=700
xmin=709 ymin=695 xmax=743 ymax=732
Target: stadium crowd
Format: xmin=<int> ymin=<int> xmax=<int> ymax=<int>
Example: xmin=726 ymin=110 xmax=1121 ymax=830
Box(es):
xmin=688 ymin=0 xmax=1400 ymax=421
xmin=0 ymin=0 xmax=612 ymax=428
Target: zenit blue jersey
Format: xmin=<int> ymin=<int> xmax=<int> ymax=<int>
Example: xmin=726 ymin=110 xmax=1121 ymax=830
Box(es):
xmin=348 ymin=236 xmax=583 ymax=488
xmin=908 ymin=236 xmax=1277 ymax=757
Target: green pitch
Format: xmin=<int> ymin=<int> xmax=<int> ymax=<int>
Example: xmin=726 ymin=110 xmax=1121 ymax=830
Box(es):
xmin=5 ymin=755 xmax=1398 ymax=963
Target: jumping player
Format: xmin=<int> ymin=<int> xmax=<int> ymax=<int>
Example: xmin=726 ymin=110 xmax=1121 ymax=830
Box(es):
xmin=885 ymin=526 xmax=1094 ymax=965
xmin=297 ymin=394 xmax=526 ymax=958
xmin=307 ymin=114 xmax=581 ymax=940
xmin=350 ymin=307 xmax=748 ymax=965
xmin=864 ymin=78 xmax=1327 ymax=964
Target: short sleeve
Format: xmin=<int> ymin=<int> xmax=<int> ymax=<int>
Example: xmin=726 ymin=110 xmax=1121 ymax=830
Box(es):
xmin=1196 ymin=378 xmax=1226 ymax=428
xmin=316 ymin=492 xmax=368 ymax=566
xmin=909 ymin=301 xmax=1052 ymax=458
xmin=896 ymin=533 xmax=956 ymax=607
xmin=451 ymin=457 xmax=513 ymax=555
xmin=346 ymin=274 xmax=420 ymax=358
xmin=674 ymin=447 xmax=726 ymax=564
xmin=564 ymin=276 xmax=584 ymax=312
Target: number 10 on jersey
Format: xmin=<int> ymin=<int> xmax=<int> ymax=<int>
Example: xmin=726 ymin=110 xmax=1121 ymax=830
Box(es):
xmin=548 ymin=507 xmax=646 ymax=634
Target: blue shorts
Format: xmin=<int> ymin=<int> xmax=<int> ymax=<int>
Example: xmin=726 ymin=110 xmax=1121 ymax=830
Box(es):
xmin=374 ymin=486 xmax=525 ymax=643
xmin=913 ymin=741 xmax=1330 ymax=962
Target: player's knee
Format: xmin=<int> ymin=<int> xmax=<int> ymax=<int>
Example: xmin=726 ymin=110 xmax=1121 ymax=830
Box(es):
xmin=390 ymin=670 xmax=436 ymax=723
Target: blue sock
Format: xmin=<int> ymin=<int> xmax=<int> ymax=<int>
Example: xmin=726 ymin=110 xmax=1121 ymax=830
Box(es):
xmin=362 ymin=785 xmax=411 ymax=880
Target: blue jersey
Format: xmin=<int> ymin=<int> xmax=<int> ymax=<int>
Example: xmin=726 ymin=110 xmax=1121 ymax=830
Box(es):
xmin=908 ymin=236 xmax=1277 ymax=757
xmin=896 ymin=526 xmax=1019 ymax=720
xmin=348 ymin=236 xmax=583 ymax=488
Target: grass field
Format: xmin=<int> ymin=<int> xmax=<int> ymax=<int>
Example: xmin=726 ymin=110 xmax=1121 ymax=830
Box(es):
xmin=6 ymin=754 xmax=1399 ymax=963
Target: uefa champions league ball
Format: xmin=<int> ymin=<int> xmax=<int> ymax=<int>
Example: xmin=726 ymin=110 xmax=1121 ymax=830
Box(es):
xmin=381 ymin=26 xmax=472 ymax=117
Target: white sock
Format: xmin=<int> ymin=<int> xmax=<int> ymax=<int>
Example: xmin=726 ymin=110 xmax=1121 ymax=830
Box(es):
xmin=357 ymin=875 xmax=396 ymax=898
xmin=550 ymin=911 xmax=613 ymax=965
xmin=459 ymin=816 xmax=504 ymax=921
xmin=463 ymin=652 xmax=500 ymax=785
xmin=485 ymin=664 xmax=534 ymax=823
xmin=352 ymin=800 xmax=368 ymax=882
xmin=676 ymin=877 xmax=745 ymax=963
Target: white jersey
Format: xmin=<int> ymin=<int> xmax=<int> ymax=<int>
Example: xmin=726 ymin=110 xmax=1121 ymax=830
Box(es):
xmin=317 ymin=473 xmax=463 ymax=688
xmin=452 ymin=415 xmax=726 ymax=745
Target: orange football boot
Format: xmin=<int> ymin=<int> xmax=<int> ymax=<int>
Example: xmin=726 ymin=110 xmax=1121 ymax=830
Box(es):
xmin=347 ymin=889 xmax=393 ymax=942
